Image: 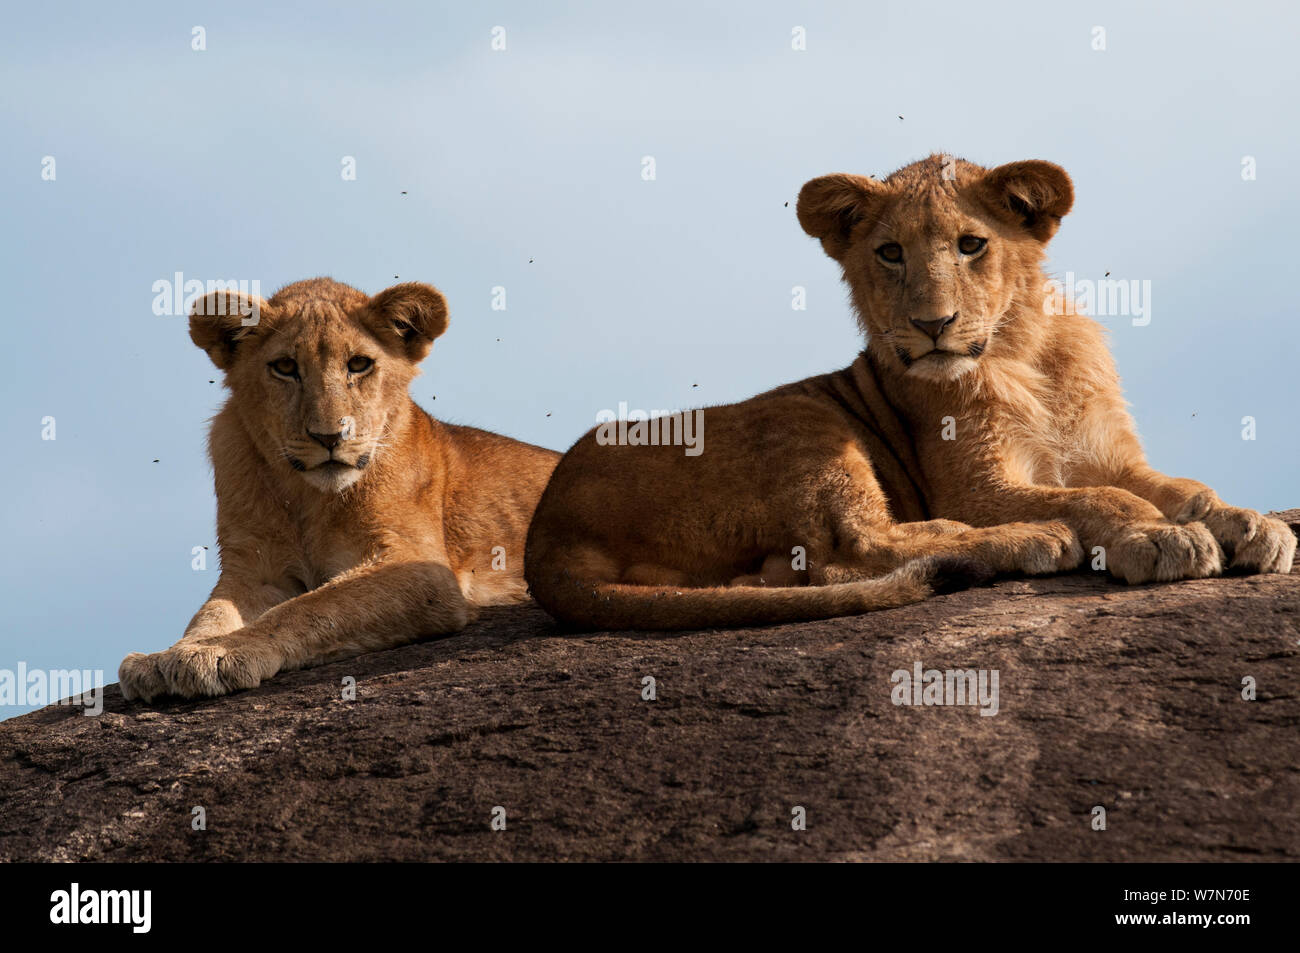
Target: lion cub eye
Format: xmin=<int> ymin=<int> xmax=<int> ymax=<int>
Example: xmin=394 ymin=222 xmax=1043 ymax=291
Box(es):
xmin=347 ymin=356 xmax=374 ymax=374
xmin=269 ymin=357 xmax=298 ymax=379
xmin=876 ymin=243 xmax=904 ymax=263
xmin=958 ymin=235 xmax=987 ymax=255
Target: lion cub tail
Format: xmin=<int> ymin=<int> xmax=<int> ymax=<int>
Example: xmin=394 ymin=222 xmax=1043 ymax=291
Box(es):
xmin=530 ymin=556 xmax=992 ymax=631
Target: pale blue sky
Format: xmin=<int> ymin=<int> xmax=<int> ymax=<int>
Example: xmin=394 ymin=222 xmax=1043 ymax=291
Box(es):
xmin=3 ymin=0 xmax=1297 ymax=717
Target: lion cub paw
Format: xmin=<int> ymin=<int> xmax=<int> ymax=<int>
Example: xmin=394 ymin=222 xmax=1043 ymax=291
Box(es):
xmin=1177 ymin=502 xmax=1295 ymax=575
xmin=1005 ymin=521 xmax=1084 ymax=575
xmin=118 ymin=652 xmax=168 ymax=703
xmin=1107 ymin=522 xmax=1222 ymax=585
xmin=119 ymin=636 xmax=282 ymax=703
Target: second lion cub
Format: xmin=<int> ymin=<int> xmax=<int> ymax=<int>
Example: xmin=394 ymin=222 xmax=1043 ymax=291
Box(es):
xmin=525 ymin=154 xmax=1294 ymax=630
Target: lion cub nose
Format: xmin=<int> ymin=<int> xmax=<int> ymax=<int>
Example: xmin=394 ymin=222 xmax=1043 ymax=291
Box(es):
xmin=307 ymin=430 xmax=345 ymax=451
xmin=910 ymin=314 xmax=957 ymax=341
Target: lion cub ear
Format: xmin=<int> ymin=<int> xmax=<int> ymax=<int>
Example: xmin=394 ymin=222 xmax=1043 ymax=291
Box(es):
xmin=975 ymin=160 xmax=1074 ymax=242
xmin=189 ymin=291 xmax=276 ymax=371
xmin=796 ymin=173 xmax=885 ymax=262
xmin=364 ymin=282 xmax=449 ymax=363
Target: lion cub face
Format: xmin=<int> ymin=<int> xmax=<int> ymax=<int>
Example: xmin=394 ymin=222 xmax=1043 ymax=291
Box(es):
xmin=797 ymin=155 xmax=1074 ymax=383
xmin=189 ymin=278 xmax=449 ymax=493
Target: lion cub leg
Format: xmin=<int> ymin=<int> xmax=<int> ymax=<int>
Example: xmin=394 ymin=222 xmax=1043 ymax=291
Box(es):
xmin=979 ymin=485 xmax=1223 ymax=584
xmin=119 ymin=578 xmax=298 ymax=702
xmin=121 ymin=561 xmax=471 ymax=701
xmin=815 ymin=519 xmax=1083 ymax=583
xmin=1115 ymin=465 xmax=1295 ymax=575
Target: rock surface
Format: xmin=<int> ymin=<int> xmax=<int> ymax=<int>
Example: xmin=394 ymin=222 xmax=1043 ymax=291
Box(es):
xmin=3 ymin=511 xmax=1298 ymax=862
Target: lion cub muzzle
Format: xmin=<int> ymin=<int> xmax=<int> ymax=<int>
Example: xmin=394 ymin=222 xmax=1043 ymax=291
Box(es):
xmin=910 ymin=313 xmax=957 ymax=341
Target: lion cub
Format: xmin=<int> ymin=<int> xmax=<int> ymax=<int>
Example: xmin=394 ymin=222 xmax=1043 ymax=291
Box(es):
xmin=525 ymin=155 xmax=1294 ymax=630
xmin=120 ymin=278 xmax=558 ymax=700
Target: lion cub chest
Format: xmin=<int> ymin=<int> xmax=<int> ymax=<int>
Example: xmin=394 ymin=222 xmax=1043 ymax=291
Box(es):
xmin=984 ymin=364 xmax=1078 ymax=488
xmin=1000 ymin=432 xmax=1066 ymax=487
xmin=997 ymin=406 xmax=1070 ymax=487
xmin=295 ymin=525 xmax=369 ymax=588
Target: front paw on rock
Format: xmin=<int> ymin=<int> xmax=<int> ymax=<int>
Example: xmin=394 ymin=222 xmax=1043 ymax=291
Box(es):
xmin=1200 ymin=507 xmax=1296 ymax=574
xmin=1007 ymin=521 xmax=1084 ymax=575
xmin=119 ymin=651 xmax=167 ymax=703
xmin=1107 ymin=522 xmax=1222 ymax=584
xmin=119 ymin=639 xmax=281 ymax=702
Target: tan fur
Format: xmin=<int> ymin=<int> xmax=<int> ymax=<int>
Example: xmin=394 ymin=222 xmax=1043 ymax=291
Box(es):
xmin=120 ymin=278 xmax=558 ymax=700
xmin=525 ymin=155 xmax=1294 ymax=630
